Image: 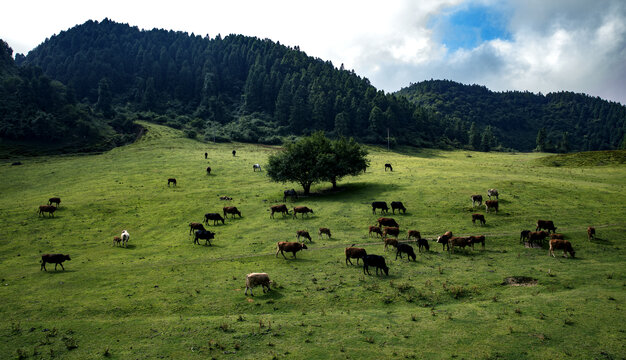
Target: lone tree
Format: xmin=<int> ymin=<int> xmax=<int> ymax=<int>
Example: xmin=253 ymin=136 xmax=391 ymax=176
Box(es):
xmin=266 ymin=132 xmax=369 ymax=195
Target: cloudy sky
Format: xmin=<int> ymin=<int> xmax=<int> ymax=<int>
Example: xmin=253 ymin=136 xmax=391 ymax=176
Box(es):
xmin=2 ymin=0 xmax=625 ymax=104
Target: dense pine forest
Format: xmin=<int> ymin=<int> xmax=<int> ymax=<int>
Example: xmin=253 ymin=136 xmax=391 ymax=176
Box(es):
xmin=2 ymin=19 xmax=625 ymax=153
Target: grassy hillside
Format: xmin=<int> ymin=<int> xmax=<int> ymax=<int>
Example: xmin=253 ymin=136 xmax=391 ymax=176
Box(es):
xmin=533 ymin=150 xmax=626 ymax=167
xmin=1 ymin=123 xmax=624 ymax=359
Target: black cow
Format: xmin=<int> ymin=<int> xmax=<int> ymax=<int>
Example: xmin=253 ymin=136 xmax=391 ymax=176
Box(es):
xmin=206 ymin=166 xmax=211 ymax=175
xmin=204 ymin=213 xmax=225 ymax=225
xmin=391 ymin=201 xmax=406 ymax=214
xmin=362 ymin=255 xmax=389 ymax=276
xmin=396 ymin=243 xmax=416 ymax=261
xmin=384 ymin=163 xmax=393 ymax=172
xmin=371 ymin=201 xmax=389 ymax=214
xmin=194 ymin=230 xmax=215 ymax=245
xmin=41 ymin=254 xmax=71 ymax=271
xmin=416 ymin=238 xmax=430 ymax=252
xmin=283 ymin=189 xmax=298 ymax=202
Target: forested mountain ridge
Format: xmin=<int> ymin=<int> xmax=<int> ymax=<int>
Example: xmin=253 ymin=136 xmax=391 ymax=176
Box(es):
xmin=396 ymin=80 xmax=626 ymax=152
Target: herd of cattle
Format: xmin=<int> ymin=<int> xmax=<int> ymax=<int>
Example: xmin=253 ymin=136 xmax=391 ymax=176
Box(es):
xmin=35 ymin=161 xmax=594 ymax=298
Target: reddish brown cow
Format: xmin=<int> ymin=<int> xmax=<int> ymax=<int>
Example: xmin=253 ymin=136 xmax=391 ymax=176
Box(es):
xmin=189 ymin=222 xmax=206 ymax=235
xmin=549 ymin=239 xmax=575 ymax=258
xmin=345 ymin=245 xmax=366 ymax=265
xmin=223 ymin=206 xmax=242 ymax=218
xmin=276 ymin=241 xmax=308 ymax=259
xmin=270 ymin=204 xmax=289 ymax=218
xmin=407 ymin=230 xmax=421 ymax=240
xmin=448 ymin=236 xmax=471 ymax=253
xmin=296 ymin=230 xmax=312 ymax=242
xmin=472 ymin=213 xmax=486 ymax=225
xmin=293 ymin=206 xmax=314 ymax=218
xmin=587 ymin=227 xmax=596 ymax=241
xmin=383 ymin=226 xmax=400 ymax=238
xmin=528 ymin=231 xmax=549 ymax=246
xmin=318 ymin=228 xmax=331 ymax=239
xmin=550 ymin=233 xmax=565 ymax=240
xmin=112 ymin=236 xmax=122 ymax=246
xmin=485 ymin=200 xmax=498 ymax=213
xmin=377 ymin=217 xmax=399 ymax=228
xmin=536 ymin=220 xmax=557 ymax=233
xmin=369 ymin=226 xmax=383 ymax=238
xmin=38 ymin=205 xmax=57 ymax=217
xmin=468 ymin=235 xmax=486 ymax=250
xmin=383 ymin=238 xmax=399 ymax=251
xmin=48 ymin=197 xmax=61 ymax=207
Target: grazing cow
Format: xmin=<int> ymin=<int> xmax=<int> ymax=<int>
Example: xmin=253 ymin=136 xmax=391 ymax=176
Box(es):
xmin=383 ymin=226 xmax=400 ymax=238
xmin=121 ymin=230 xmax=130 ymax=247
xmin=232 ymin=150 xmax=236 ymax=157
xmin=416 ymin=238 xmax=430 ymax=252
xmin=487 ymin=188 xmax=499 ymax=200
xmin=550 ymin=233 xmax=565 ymax=240
xmin=472 ymin=213 xmax=486 ymax=225
xmin=270 ymin=204 xmax=290 ymax=218
xmin=293 ymin=206 xmax=313 ymax=218
xmin=391 ymin=201 xmax=406 ymax=214
xmin=587 ymin=227 xmax=596 ymax=241
xmin=112 ymin=236 xmax=122 ymax=246
xmin=377 ymin=217 xmax=399 ymax=228
xmin=220 ymin=196 xmax=232 ymax=200
xmin=536 ymin=220 xmax=557 ymax=233
xmin=470 ymin=194 xmax=483 ymax=207
xmin=345 ymin=245 xmax=366 ymax=265
xmin=436 ymin=231 xmax=453 ymax=251
xmin=194 ymin=230 xmax=215 ymax=245
xmin=38 ymin=205 xmax=57 ymax=217
xmin=283 ymin=189 xmax=298 ymax=202
xmin=485 ymin=200 xmax=498 ymax=213
xmin=48 ymin=197 xmax=61 ymax=207
xmin=168 ymin=178 xmax=177 ymax=186
xmin=468 ymin=235 xmax=486 ymax=250
xmin=245 ymin=273 xmax=271 ymax=296
xmin=205 ymin=152 xmax=208 ymax=159
xmin=223 ymin=206 xmax=242 ymax=218
xmin=396 ymin=243 xmax=416 ymax=261
xmin=520 ymin=230 xmax=532 ymax=243
xmin=383 ymin=238 xmax=399 ymax=251
xmin=384 ymin=163 xmax=393 ymax=172
xmin=253 ymin=164 xmax=262 ymax=172
xmin=371 ymin=201 xmax=389 ymax=214
xmin=528 ymin=231 xmax=549 ymax=246
xmin=206 ymin=166 xmax=211 ymax=175
xmin=362 ymin=255 xmax=389 ymax=276
xmin=204 ymin=213 xmax=225 ymax=225
xmin=407 ymin=230 xmax=421 ymax=241
xmin=296 ymin=230 xmax=312 ymax=242
xmin=40 ymin=254 xmax=71 ymax=271
xmin=549 ymin=239 xmax=575 ymax=258
xmin=369 ymin=226 xmax=383 ymax=238
xmin=189 ymin=222 xmax=206 ymax=235
xmin=318 ymin=228 xmax=331 ymax=239
xmin=448 ymin=236 xmax=471 ymax=253
xmin=276 ymin=241 xmax=308 ymax=259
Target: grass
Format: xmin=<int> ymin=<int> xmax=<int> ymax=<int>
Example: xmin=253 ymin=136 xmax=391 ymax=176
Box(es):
xmin=1 ymin=122 xmax=624 ymax=359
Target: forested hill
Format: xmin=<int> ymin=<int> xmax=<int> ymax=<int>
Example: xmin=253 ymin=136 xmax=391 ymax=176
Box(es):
xmin=17 ymin=19 xmax=442 ymax=146
xmin=396 ymin=80 xmax=626 ymax=152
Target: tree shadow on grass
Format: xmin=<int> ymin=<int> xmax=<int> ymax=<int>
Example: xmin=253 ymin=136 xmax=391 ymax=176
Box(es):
xmin=307 ymin=182 xmax=403 ymax=203
xmin=590 ymin=237 xmax=613 ymax=245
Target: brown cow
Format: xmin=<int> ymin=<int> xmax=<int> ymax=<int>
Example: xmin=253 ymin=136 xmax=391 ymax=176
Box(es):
xmin=369 ymin=226 xmax=383 ymax=238
xmin=38 ymin=205 xmax=57 ymax=217
xmin=407 ymin=230 xmax=421 ymax=241
xmin=587 ymin=227 xmax=596 ymax=241
xmin=345 ymin=245 xmax=366 ymax=265
xmin=223 ymin=206 xmax=242 ymax=218
xmin=48 ymin=197 xmax=61 ymax=207
xmin=448 ymin=236 xmax=471 ymax=253
xmin=528 ymin=231 xmax=549 ymax=246
xmin=276 ymin=241 xmax=308 ymax=259
xmin=549 ymin=239 xmax=575 ymax=258
xmin=377 ymin=217 xmax=399 ymax=228
xmin=189 ymin=222 xmax=206 ymax=235
xmin=112 ymin=236 xmax=122 ymax=246
xmin=296 ymin=230 xmax=312 ymax=242
xmin=383 ymin=238 xmax=399 ymax=251
xmin=383 ymin=226 xmax=400 ymax=238
xmin=536 ymin=220 xmax=557 ymax=233
xmin=270 ymin=204 xmax=290 ymax=218
xmin=468 ymin=235 xmax=486 ymax=250
xmin=472 ymin=213 xmax=486 ymax=225
xmin=318 ymin=228 xmax=331 ymax=239
xmin=40 ymin=254 xmax=71 ymax=271
xmin=293 ymin=206 xmax=314 ymax=218
xmin=436 ymin=231 xmax=453 ymax=251
xmin=485 ymin=200 xmax=498 ymax=213
xmin=550 ymin=233 xmax=565 ymax=240
xmin=168 ymin=178 xmax=177 ymax=186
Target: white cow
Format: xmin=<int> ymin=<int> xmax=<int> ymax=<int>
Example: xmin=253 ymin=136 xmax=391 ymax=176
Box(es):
xmin=245 ymin=273 xmax=271 ymax=296
xmin=487 ymin=188 xmax=499 ymax=200
xmin=253 ymin=164 xmax=262 ymax=172
xmin=121 ymin=230 xmax=130 ymax=247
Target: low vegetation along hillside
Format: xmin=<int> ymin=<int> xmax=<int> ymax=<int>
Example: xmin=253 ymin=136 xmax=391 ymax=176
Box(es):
xmin=1 ymin=123 xmax=624 ymax=359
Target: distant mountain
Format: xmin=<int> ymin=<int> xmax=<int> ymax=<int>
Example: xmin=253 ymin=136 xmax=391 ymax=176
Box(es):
xmin=396 ymin=80 xmax=626 ymax=152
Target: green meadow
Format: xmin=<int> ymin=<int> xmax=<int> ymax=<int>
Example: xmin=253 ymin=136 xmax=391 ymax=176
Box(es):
xmin=1 ymin=123 xmax=624 ymax=359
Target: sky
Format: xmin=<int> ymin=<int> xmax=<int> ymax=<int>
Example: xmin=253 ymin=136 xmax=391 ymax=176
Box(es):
xmin=1 ymin=0 xmax=625 ymax=104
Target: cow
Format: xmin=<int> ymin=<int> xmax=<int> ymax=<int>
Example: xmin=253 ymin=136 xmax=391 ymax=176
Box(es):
xmin=407 ymin=230 xmax=421 ymax=241
xmin=371 ymin=201 xmax=389 ymax=214
xmin=382 ymin=227 xmax=400 ymax=238
xmin=528 ymin=231 xmax=549 ymax=246
xmin=384 ymin=163 xmax=393 ymax=172
xmin=520 ymin=230 xmax=531 ymax=243
xmin=470 ymin=194 xmax=483 ymax=207
xmin=550 ymin=233 xmax=565 ymax=240
xmin=204 ymin=152 xmax=208 ymax=159
xmin=38 ymin=205 xmax=56 ymax=217
xmin=293 ymin=206 xmax=313 ymax=218
xmin=168 ymin=178 xmax=177 ymax=186
xmin=468 ymin=235 xmax=486 ymax=250
xmin=448 ymin=236 xmax=471 ymax=253
xmin=362 ymin=255 xmax=389 ymax=276
xmin=536 ymin=220 xmax=557 ymax=233
xmin=436 ymin=231 xmax=453 ymax=251
xmin=40 ymin=254 xmax=71 ymax=271
xmin=189 ymin=222 xmax=206 ymax=235
xmin=112 ymin=236 xmax=122 ymax=246
xmin=369 ymin=226 xmax=383 ymax=238
xmin=472 ymin=213 xmax=486 ymax=225
xmin=345 ymin=245 xmax=366 ymax=265
xmin=48 ymin=197 xmax=61 ymax=207
xmin=232 ymin=150 xmax=236 ymax=157
xmin=204 ymin=213 xmax=225 ymax=225
xmin=391 ymin=201 xmax=406 ymax=214
xmin=487 ymin=188 xmax=499 ymax=200
xmin=296 ymin=230 xmax=312 ymax=242
xmin=283 ymin=189 xmax=298 ymax=202
xmin=485 ymin=200 xmax=498 ymax=213
xmin=194 ymin=230 xmax=215 ymax=245
xmin=270 ymin=204 xmax=290 ymax=218
xmin=377 ymin=217 xmax=399 ymax=228
xmin=396 ymin=243 xmax=416 ymax=261
xmin=253 ymin=164 xmax=262 ymax=172
xmin=121 ymin=230 xmax=130 ymax=247
xmin=276 ymin=241 xmax=308 ymax=259
xmin=220 ymin=196 xmax=232 ymax=201
xmin=318 ymin=228 xmax=331 ymax=239
xmin=383 ymin=238 xmax=398 ymax=251
xmin=416 ymin=238 xmax=430 ymax=252
xmin=587 ymin=227 xmax=596 ymax=241
xmin=549 ymin=239 xmax=575 ymax=258
xmin=223 ymin=206 xmax=242 ymax=218
xmin=245 ymin=273 xmax=271 ymax=296
xmin=206 ymin=166 xmax=211 ymax=175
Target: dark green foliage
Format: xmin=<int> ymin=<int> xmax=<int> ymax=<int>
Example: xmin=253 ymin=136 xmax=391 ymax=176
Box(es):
xmin=536 ymin=127 xmax=547 ymax=152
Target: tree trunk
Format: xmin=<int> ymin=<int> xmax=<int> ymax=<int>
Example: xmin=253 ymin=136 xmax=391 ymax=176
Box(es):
xmin=331 ymin=177 xmax=337 ymax=189
xmin=302 ymin=182 xmax=311 ymax=195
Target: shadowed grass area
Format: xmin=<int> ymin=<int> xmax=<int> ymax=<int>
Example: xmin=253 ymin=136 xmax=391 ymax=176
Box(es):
xmin=1 ymin=122 xmax=624 ymax=359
